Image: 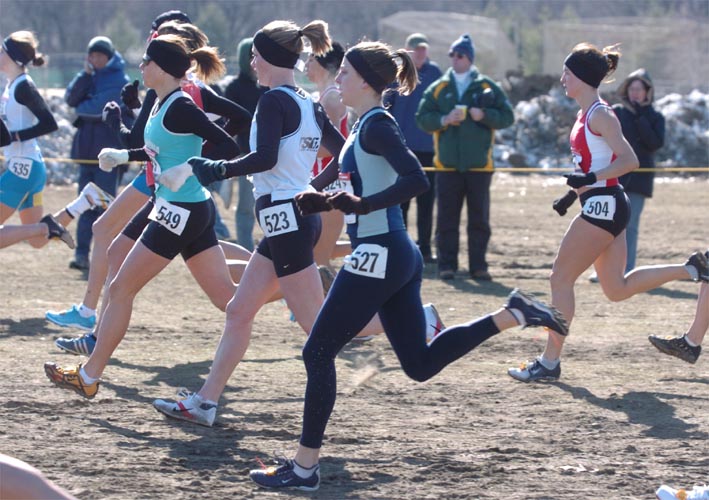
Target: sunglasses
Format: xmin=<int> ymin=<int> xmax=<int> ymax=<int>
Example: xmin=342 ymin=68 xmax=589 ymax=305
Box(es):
xmin=448 ymin=52 xmax=466 ymax=59
xmin=141 ymin=54 xmax=152 ymax=65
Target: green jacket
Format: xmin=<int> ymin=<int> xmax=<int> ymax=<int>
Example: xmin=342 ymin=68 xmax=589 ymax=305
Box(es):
xmin=416 ymin=67 xmax=514 ymax=171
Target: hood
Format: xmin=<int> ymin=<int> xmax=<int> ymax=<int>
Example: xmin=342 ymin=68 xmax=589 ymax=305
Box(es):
xmin=96 ymin=50 xmax=127 ymax=74
xmin=617 ymin=68 xmax=654 ymax=105
xmin=237 ymin=38 xmax=255 ymax=77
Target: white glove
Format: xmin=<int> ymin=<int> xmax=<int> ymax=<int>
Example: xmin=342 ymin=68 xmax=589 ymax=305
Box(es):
xmin=156 ymin=162 xmax=192 ymax=192
xmin=98 ymin=148 xmax=129 ymax=172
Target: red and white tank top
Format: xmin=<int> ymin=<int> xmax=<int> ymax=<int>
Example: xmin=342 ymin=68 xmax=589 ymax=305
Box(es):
xmin=569 ymin=100 xmax=618 ymax=188
xmin=312 ymin=85 xmax=348 ymax=177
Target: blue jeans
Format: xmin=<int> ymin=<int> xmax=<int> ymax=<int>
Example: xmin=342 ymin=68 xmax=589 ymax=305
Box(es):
xmin=625 ymin=191 xmax=646 ymax=272
xmin=235 ymin=176 xmax=255 ymax=251
xmin=75 ymin=165 xmax=119 ymax=260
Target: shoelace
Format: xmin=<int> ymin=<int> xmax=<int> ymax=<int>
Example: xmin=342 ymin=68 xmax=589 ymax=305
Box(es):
xmin=175 ymin=388 xmax=194 ymax=401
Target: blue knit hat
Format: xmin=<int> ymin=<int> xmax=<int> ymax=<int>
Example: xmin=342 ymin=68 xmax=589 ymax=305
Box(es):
xmin=449 ymin=34 xmax=474 ymax=62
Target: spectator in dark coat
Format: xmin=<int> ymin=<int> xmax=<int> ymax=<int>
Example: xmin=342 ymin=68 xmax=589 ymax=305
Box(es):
xmin=65 ymin=36 xmax=131 ymax=270
xmin=224 ymin=37 xmax=267 ymax=250
xmin=384 ymin=33 xmax=442 ymax=263
xmin=614 ymin=68 xmax=665 ymax=272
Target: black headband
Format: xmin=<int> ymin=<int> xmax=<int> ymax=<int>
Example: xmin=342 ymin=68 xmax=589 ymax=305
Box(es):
xmin=315 ymin=42 xmax=344 ymax=73
xmin=253 ymin=30 xmax=300 ymax=69
xmin=345 ymin=48 xmax=390 ymax=94
xmin=2 ymin=37 xmax=31 ymax=67
xmin=147 ymin=39 xmax=191 ymax=79
xmin=564 ymin=52 xmax=606 ymax=89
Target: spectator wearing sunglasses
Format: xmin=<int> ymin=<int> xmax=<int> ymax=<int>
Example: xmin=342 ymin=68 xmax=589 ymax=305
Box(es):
xmin=416 ymin=34 xmax=514 ymax=281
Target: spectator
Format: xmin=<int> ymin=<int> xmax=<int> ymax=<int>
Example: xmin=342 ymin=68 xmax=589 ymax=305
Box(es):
xmin=64 ymin=36 xmax=130 ymax=270
xmin=384 ymin=33 xmax=442 ymax=264
xmin=614 ymin=69 xmax=665 ymax=272
xmin=224 ymin=37 xmax=267 ymax=251
xmin=416 ymin=34 xmax=514 ymax=280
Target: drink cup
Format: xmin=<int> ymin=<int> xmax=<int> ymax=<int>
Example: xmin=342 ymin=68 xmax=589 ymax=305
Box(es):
xmin=455 ymin=104 xmax=467 ymax=120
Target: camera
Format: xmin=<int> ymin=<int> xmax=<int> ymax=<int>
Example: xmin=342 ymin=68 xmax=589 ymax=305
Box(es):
xmin=471 ymin=87 xmax=495 ymax=108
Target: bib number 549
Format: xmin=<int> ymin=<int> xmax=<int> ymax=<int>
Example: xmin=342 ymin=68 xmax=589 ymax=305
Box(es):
xmin=148 ymin=198 xmax=190 ymax=235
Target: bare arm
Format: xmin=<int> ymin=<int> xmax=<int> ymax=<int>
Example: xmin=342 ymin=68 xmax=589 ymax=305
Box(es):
xmin=589 ymin=107 xmax=639 ymax=180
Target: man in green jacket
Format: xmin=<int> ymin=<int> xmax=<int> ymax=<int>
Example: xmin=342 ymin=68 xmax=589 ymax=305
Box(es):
xmin=416 ymin=34 xmax=514 ymax=281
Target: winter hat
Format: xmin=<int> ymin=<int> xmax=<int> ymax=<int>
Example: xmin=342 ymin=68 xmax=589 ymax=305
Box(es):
xmin=406 ymin=33 xmax=429 ymax=49
xmin=449 ymin=34 xmax=474 ymax=62
xmin=87 ymin=36 xmax=114 ymax=58
xmin=151 ymin=10 xmax=191 ymax=31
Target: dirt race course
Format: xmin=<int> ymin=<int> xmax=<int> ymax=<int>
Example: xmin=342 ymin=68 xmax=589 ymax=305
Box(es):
xmin=1 ymin=175 xmax=707 ymax=500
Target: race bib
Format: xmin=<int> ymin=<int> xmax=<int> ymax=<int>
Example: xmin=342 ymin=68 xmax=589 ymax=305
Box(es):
xmin=343 ymin=244 xmax=388 ymax=279
xmin=8 ymin=157 xmax=32 ymax=180
xmin=324 ymin=172 xmax=352 ymax=193
xmin=144 ymin=142 xmax=162 ymax=178
xmin=148 ymin=197 xmax=190 ymax=235
xmin=259 ymin=202 xmax=299 ymax=237
xmin=583 ymin=195 xmax=616 ymax=221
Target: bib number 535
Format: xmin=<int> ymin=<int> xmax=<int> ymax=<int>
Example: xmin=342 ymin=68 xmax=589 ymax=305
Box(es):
xmin=8 ymin=157 xmax=32 ymax=180
xmin=344 ymin=244 xmax=388 ymax=279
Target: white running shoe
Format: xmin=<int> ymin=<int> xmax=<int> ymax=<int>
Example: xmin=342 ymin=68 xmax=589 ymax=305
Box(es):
xmin=424 ymin=303 xmax=445 ymax=344
xmin=153 ymin=389 xmax=217 ymax=427
xmin=656 ymin=484 xmax=709 ymax=500
xmin=81 ymin=182 xmax=114 ymax=210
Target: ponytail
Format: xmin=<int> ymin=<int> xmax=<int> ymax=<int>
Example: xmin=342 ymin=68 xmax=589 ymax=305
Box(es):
xmin=190 ymin=46 xmax=226 ymax=83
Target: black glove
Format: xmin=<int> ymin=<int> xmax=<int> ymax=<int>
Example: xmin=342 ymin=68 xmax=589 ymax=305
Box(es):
xmin=102 ymin=101 xmax=121 ymax=131
xmin=552 ymin=190 xmax=578 ymax=216
xmin=188 ymin=157 xmax=227 ymax=187
xmin=294 ymin=191 xmax=333 ymax=216
xmin=564 ymin=172 xmax=597 ymax=188
xmin=121 ymin=80 xmax=141 ymax=109
xmin=327 ymin=191 xmax=371 ymax=215
xmin=472 ymin=87 xmax=495 ymax=108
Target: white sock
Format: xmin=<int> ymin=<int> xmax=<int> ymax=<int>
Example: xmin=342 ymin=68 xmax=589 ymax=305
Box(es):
xmin=539 ymin=355 xmax=559 ymax=370
xmin=79 ymin=366 xmax=98 ymax=385
xmin=685 ymin=264 xmax=699 ymax=281
xmin=292 ymin=460 xmax=318 ymax=479
xmin=684 ymin=335 xmax=699 ymax=347
xmin=65 ymin=194 xmax=91 ymax=218
xmin=508 ymin=308 xmax=526 ymax=327
xmin=78 ymin=304 xmax=95 ymax=318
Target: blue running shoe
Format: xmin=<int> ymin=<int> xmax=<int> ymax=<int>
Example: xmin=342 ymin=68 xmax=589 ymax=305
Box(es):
xmin=250 ymin=457 xmax=320 ymax=491
xmin=46 ymin=305 xmax=96 ymax=331
xmin=504 ymin=289 xmax=568 ymax=336
xmin=55 ymin=332 xmax=96 ymax=356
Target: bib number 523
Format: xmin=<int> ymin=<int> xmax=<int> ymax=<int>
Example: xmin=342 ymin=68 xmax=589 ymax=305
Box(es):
xmin=344 ymin=244 xmax=388 ymax=279
xmin=259 ymin=202 xmax=299 ymax=237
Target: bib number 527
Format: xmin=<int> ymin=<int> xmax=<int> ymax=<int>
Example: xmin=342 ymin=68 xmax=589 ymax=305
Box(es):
xmin=344 ymin=244 xmax=388 ymax=279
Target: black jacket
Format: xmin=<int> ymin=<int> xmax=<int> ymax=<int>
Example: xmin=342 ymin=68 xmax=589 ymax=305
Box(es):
xmin=614 ymin=69 xmax=665 ymax=198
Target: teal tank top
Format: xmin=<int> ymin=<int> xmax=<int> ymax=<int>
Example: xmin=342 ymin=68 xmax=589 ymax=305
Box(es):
xmin=144 ymin=90 xmax=209 ymax=203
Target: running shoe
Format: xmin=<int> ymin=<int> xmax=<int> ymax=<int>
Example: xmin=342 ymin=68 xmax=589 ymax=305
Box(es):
xmin=504 ymin=288 xmax=569 ymax=336
xmin=44 ymin=363 xmax=99 ymax=399
xmin=685 ymin=251 xmax=709 ymax=283
xmin=153 ymin=390 xmax=217 ymax=427
xmin=649 ymin=334 xmax=702 ymax=364
xmin=40 ymin=214 xmax=75 ymax=249
xmin=424 ymin=303 xmax=445 ymax=343
xmin=81 ymin=182 xmax=114 ymax=210
xmin=249 ymin=457 xmax=320 ymax=491
xmin=508 ymin=358 xmax=561 ymax=383
xmin=55 ymin=332 xmax=96 ymax=356
xmin=318 ymin=265 xmax=336 ymax=295
xmin=656 ymin=484 xmax=709 ymax=500
xmin=45 ymin=305 xmax=96 ymax=331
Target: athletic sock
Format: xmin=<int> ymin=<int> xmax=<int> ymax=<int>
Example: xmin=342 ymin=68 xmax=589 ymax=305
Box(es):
xmin=685 ymin=264 xmax=699 ymax=281
xmin=539 ymin=355 xmax=559 ymax=370
xmin=65 ymin=193 xmax=92 ymax=218
xmin=78 ymin=304 xmax=95 ymax=318
xmin=292 ymin=460 xmax=318 ymax=479
xmin=507 ymin=308 xmax=526 ymax=327
xmin=79 ymin=366 xmax=98 ymax=385
xmin=684 ymin=335 xmax=699 ymax=347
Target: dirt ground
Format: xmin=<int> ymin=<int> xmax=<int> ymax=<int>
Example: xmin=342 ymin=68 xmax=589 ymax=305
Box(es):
xmin=1 ymin=174 xmax=707 ymax=500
